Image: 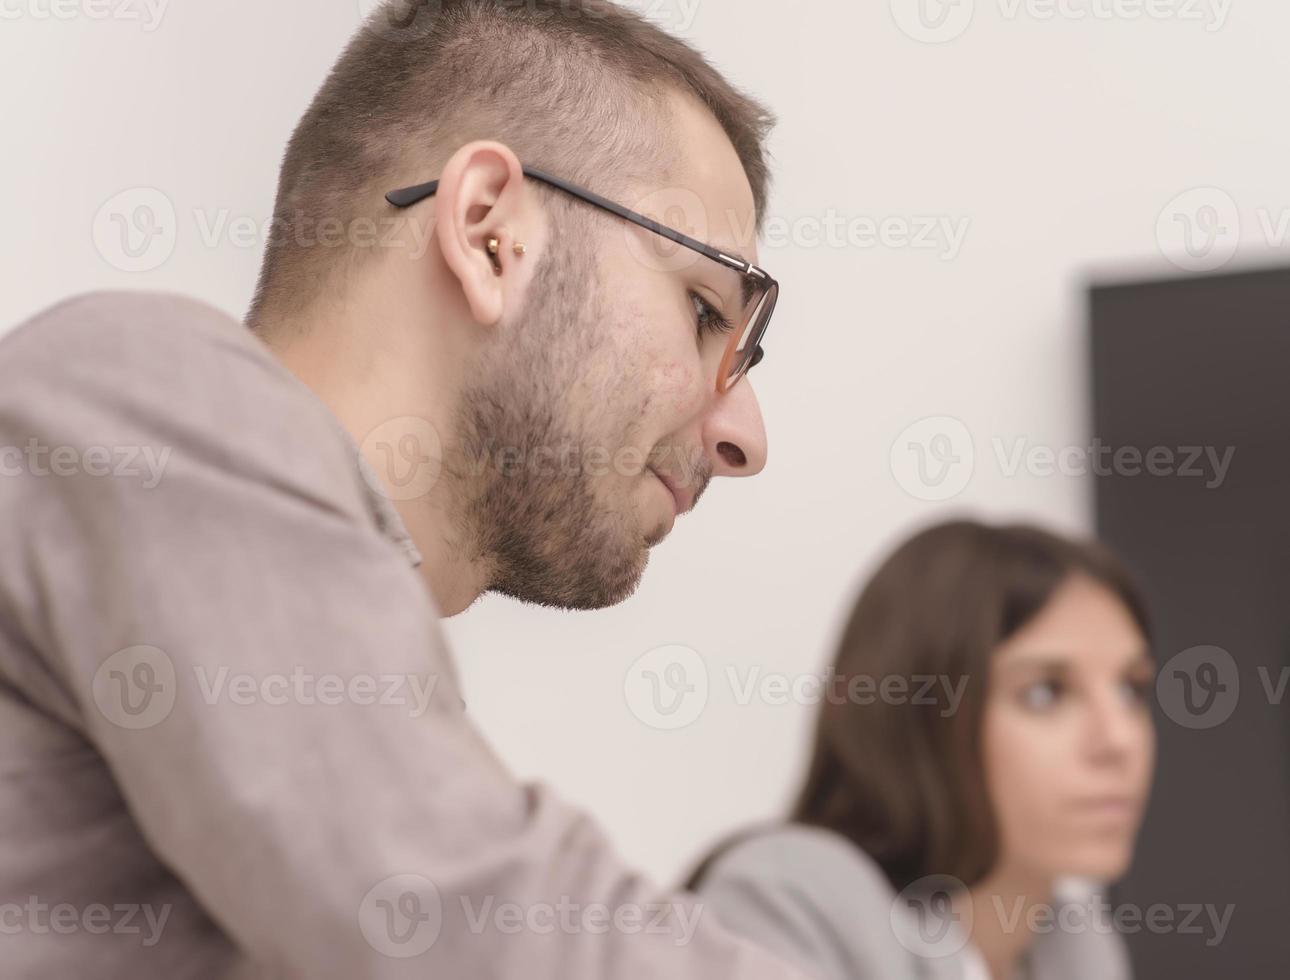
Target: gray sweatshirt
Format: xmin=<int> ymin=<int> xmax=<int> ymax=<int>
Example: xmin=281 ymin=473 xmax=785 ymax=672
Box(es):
xmin=696 ymin=823 xmax=1134 ymax=980
xmin=0 ymin=291 xmax=812 ymax=980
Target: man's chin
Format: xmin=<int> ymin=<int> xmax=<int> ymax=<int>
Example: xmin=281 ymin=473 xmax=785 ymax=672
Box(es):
xmin=644 ymin=523 xmax=670 ymax=549
xmin=576 ymin=544 xmax=651 ymax=610
xmin=493 ymin=540 xmax=650 ymax=611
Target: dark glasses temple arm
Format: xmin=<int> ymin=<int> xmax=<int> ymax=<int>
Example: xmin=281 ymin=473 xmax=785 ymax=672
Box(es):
xmin=386 ymin=169 xmax=772 ymax=384
xmin=518 ymin=166 xmax=746 ymax=273
xmin=385 ymin=180 xmax=440 ymax=208
xmin=385 ymin=166 xmax=765 ymax=280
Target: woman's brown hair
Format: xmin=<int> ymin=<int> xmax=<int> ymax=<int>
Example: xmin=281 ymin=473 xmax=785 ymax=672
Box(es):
xmin=687 ymin=519 xmax=1150 ymax=893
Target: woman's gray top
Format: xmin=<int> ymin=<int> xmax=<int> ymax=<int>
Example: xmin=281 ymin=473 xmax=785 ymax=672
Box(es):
xmin=696 ymin=824 xmax=1133 ymax=980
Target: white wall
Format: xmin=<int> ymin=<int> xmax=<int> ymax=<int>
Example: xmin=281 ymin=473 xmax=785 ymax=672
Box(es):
xmin=2 ymin=0 xmax=1287 ymax=885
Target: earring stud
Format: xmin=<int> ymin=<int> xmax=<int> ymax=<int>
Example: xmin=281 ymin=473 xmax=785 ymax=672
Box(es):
xmin=486 ymin=237 xmax=527 ymax=266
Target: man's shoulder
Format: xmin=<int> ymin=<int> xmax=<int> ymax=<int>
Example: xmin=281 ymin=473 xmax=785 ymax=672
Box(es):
xmin=0 ymin=290 xmax=366 ymax=515
xmin=3 ymin=290 xmax=271 ymax=384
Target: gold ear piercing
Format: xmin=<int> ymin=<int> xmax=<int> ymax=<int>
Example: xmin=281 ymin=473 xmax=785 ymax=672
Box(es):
xmin=486 ymin=236 xmax=526 ymax=276
xmin=486 ymin=237 xmax=527 ymax=262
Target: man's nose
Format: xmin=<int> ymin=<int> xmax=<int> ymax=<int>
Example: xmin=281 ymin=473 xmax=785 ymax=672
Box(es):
xmin=703 ymin=376 xmax=768 ymax=477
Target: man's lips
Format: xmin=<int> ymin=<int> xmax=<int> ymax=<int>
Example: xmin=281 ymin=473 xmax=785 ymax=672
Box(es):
xmin=650 ymin=467 xmax=693 ymax=517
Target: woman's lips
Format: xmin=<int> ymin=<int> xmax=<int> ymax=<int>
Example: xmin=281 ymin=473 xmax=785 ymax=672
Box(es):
xmin=1068 ymin=795 xmax=1138 ymax=819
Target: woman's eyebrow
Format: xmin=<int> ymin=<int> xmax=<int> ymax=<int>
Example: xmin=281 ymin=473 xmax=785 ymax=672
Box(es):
xmin=997 ymin=650 xmax=1154 ymax=674
xmin=996 ymin=655 xmax=1072 ymax=675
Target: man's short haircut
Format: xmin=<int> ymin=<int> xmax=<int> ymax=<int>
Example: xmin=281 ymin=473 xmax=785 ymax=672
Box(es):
xmin=246 ymin=0 xmax=777 ymax=331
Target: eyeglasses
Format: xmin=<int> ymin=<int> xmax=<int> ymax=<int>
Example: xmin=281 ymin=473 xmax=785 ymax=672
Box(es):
xmin=386 ymin=164 xmax=778 ymax=394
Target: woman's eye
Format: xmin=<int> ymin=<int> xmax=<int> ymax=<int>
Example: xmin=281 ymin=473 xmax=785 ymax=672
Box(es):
xmin=1120 ymin=676 xmax=1152 ymax=705
xmin=1020 ymin=679 xmax=1062 ymax=711
xmin=690 ymin=291 xmax=732 ymax=339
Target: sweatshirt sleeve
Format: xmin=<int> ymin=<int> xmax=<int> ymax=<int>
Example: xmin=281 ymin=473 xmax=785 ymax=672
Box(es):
xmin=0 ymin=291 xmax=814 ymax=980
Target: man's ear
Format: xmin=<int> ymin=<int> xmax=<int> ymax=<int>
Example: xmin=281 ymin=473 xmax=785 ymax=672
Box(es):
xmin=432 ymin=140 xmax=527 ymax=327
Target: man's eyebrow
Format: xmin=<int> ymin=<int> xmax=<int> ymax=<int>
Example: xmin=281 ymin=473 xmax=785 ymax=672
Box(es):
xmin=702 ymin=247 xmax=759 ymax=308
xmin=713 ymin=246 xmax=752 ymax=269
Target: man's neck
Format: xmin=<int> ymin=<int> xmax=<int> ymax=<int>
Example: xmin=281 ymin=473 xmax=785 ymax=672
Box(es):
xmin=259 ymin=306 xmax=491 ymax=617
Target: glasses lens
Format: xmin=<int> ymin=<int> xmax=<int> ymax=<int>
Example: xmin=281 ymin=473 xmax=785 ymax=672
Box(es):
xmin=724 ymin=278 xmax=777 ymax=387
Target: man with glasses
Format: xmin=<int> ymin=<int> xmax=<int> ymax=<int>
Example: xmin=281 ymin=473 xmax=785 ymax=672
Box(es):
xmin=0 ymin=1 xmax=796 ymax=977
xmin=351 ymin=161 xmax=778 ymax=612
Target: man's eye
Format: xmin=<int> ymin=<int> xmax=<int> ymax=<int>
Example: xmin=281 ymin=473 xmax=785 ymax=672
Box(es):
xmin=690 ymin=291 xmax=733 ymax=339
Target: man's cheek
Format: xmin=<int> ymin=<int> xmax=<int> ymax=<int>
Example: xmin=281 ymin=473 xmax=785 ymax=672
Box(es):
xmin=648 ymin=359 xmax=704 ymax=416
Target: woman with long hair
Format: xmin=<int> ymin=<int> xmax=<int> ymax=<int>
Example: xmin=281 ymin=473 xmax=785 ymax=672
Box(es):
xmin=689 ymin=519 xmax=1156 ymax=980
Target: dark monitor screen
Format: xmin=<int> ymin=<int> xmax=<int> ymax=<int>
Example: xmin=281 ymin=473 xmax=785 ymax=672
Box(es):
xmin=1091 ymin=264 xmax=1290 ymax=979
